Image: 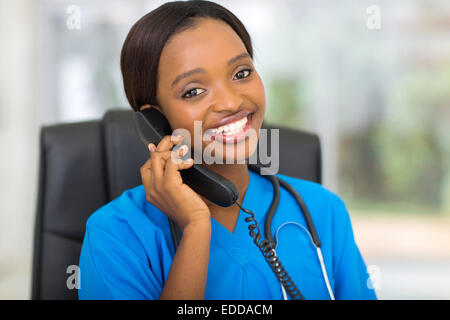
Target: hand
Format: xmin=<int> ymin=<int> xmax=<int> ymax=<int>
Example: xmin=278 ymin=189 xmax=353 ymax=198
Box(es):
xmin=140 ymin=135 xmax=211 ymax=231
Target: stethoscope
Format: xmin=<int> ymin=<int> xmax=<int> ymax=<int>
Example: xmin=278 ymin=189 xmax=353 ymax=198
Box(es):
xmin=274 ymin=222 xmax=335 ymax=300
xmin=168 ymin=164 xmax=335 ymax=300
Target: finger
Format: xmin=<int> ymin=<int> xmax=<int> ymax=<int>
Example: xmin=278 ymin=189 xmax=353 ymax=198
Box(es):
xmin=164 ymin=157 xmax=194 ymax=183
xmin=156 ymin=134 xmax=183 ymax=152
xmin=141 ymin=157 xmax=152 ymax=171
xmin=166 ymin=144 xmax=190 ymax=172
xmin=140 ymin=158 xmax=153 ymax=187
xmin=150 ymin=149 xmax=175 ymax=183
xmin=148 ymin=143 xmax=157 ymax=154
xmin=162 ymin=144 xmax=191 ymax=184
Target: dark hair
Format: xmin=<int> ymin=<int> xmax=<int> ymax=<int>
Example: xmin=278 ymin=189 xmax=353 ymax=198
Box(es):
xmin=120 ymin=0 xmax=254 ymax=111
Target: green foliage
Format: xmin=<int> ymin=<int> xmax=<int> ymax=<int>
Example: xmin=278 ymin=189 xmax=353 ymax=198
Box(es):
xmin=344 ymin=61 xmax=450 ymax=212
xmin=264 ymin=78 xmax=306 ymax=129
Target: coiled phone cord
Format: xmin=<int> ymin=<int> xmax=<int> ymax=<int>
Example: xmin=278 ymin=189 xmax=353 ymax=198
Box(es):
xmin=235 ymin=198 xmax=305 ymax=300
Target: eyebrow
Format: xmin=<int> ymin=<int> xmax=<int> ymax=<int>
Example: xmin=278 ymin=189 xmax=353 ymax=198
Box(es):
xmin=171 ymin=52 xmax=251 ymax=88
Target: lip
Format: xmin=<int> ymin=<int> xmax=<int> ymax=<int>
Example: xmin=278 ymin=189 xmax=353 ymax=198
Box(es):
xmin=207 ymin=110 xmax=253 ymax=130
xmin=207 ymin=112 xmax=253 ymax=144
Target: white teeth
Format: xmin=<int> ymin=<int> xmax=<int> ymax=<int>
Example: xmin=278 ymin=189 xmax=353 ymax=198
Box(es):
xmin=212 ymin=116 xmax=248 ymax=135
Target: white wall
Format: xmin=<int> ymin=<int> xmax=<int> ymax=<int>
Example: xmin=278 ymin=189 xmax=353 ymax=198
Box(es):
xmin=0 ymin=0 xmax=38 ymax=299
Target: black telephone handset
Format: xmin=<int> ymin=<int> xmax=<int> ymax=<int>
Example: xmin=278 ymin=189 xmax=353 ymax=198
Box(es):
xmin=133 ymin=108 xmax=239 ymax=207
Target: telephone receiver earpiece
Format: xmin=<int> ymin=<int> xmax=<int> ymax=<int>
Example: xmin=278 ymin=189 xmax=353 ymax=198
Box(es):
xmin=133 ymin=107 xmax=239 ymax=207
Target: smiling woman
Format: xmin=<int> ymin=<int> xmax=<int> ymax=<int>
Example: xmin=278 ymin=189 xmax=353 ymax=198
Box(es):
xmin=78 ymin=0 xmax=377 ymax=300
xmin=141 ymin=17 xmax=265 ymax=164
xmin=121 ymin=7 xmax=265 ymax=166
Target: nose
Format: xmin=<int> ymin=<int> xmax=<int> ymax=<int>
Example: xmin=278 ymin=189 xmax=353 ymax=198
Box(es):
xmin=211 ymin=83 xmax=243 ymax=113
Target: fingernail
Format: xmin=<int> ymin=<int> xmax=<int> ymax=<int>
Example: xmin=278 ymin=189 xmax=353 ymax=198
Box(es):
xmin=148 ymin=144 xmax=156 ymax=152
xmin=179 ymin=145 xmax=188 ymax=155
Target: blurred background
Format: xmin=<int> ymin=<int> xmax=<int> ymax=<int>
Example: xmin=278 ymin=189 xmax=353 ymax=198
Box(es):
xmin=0 ymin=0 xmax=449 ymax=299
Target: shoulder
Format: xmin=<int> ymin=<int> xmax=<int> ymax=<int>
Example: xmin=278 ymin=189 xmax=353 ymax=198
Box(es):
xmin=273 ymin=173 xmax=358 ymax=271
xmin=84 ymin=185 xmax=169 ymax=258
xmin=86 ymin=184 xmax=147 ymax=231
xmin=275 ymin=173 xmax=346 ymax=209
xmin=79 ymin=186 xmax=170 ymax=299
xmin=274 ymin=173 xmax=351 ymax=230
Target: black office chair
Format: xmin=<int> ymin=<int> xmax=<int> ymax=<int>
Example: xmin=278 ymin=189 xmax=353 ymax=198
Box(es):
xmin=31 ymin=109 xmax=322 ymax=300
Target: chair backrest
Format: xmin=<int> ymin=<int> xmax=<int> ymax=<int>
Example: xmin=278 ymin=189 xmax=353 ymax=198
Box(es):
xmin=31 ymin=109 xmax=322 ymax=299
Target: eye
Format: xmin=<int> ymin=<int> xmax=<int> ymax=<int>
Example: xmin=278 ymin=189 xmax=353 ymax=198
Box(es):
xmin=233 ymin=68 xmax=253 ymax=80
xmin=181 ymin=88 xmax=206 ymax=99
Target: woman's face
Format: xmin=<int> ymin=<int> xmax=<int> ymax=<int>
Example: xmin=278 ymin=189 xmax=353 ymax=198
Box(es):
xmin=145 ymin=18 xmax=266 ymax=163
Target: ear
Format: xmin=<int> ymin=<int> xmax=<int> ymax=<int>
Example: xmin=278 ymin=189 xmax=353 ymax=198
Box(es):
xmin=139 ymin=104 xmax=162 ymax=113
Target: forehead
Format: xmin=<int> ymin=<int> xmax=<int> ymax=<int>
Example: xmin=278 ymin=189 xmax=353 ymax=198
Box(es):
xmin=158 ymin=18 xmax=248 ymax=82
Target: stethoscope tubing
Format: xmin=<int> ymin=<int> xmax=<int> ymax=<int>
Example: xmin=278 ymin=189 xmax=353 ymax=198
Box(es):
xmin=274 ymin=221 xmax=335 ymax=300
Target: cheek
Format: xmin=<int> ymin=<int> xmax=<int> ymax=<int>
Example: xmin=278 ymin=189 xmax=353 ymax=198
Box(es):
xmin=170 ymin=76 xmax=266 ymax=157
xmin=251 ymin=75 xmax=266 ymax=117
xmin=258 ymin=80 xmax=266 ymax=111
xmin=165 ymin=108 xmax=200 ymax=145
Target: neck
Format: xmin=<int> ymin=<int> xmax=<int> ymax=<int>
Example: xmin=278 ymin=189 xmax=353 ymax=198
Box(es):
xmin=202 ymin=163 xmax=250 ymax=212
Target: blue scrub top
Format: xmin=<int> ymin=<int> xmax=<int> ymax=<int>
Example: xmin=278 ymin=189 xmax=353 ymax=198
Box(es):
xmin=78 ymin=170 xmax=377 ymax=300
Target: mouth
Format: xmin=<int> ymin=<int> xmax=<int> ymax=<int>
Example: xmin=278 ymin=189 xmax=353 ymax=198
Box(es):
xmin=206 ymin=112 xmax=254 ymax=144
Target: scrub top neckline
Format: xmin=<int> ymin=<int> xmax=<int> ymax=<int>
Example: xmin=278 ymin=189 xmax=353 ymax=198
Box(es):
xmin=210 ymin=169 xmax=273 ymax=267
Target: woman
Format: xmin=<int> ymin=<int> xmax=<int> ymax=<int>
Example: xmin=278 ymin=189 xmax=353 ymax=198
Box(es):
xmin=78 ymin=0 xmax=377 ymax=300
